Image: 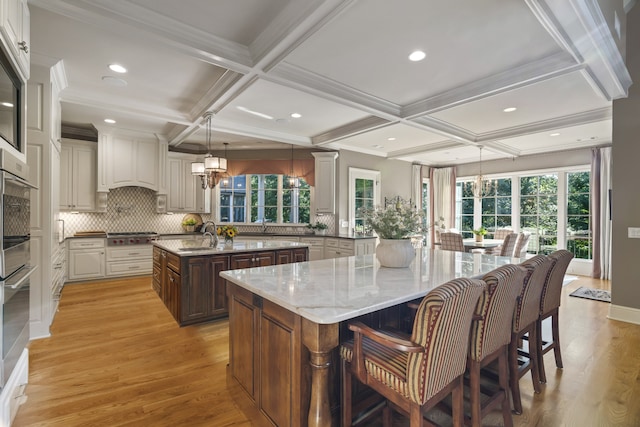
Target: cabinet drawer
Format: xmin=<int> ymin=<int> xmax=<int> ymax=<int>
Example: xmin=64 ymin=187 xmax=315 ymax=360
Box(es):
xmin=167 ymin=252 xmax=181 ymax=273
xmin=107 ymin=245 xmax=153 ymax=261
xmin=69 ymin=238 xmax=104 ymax=250
xmin=324 ymin=238 xmax=339 ymax=248
xmin=106 ymin=260 xmax=152 ymax=276
xmin=339 ymin=240 xmax=354 ymax=250
xmin=299 ymin=237 xmax=324 ymax=247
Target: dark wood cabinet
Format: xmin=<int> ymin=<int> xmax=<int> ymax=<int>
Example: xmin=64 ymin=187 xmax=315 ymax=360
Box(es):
xmin=155 ymin=246 xmax=308 ymax=326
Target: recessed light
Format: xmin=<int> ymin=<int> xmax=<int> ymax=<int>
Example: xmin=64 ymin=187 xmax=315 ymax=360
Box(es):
xmin=503 ymin=107 xmax=517 ymax=113
xmin=1 ymin=102 xmax=13 ymax=108
xmin=408 ymin=50 xmax=426 ymax=62
xmin=290 ymin=113 xmax=301 ymax=119
xmin=550 ymin=132 xmax=561 ymax=137
xmin=102 ymin=76 xmax=128 ymax=87
xmin=387 ymin=137 xmax=396 ymax=141
xmin=104 ymin=119 xmax=116 ymax=124
xmin=109 ymin=64 xmax=127 ymax=73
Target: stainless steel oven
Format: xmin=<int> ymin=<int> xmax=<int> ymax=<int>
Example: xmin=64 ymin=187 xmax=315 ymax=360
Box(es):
xmin=0 ymin=149 xmax=36 ymax=388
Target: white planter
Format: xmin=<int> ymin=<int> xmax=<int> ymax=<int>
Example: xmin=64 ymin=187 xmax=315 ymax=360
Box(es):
xmin=376 ymin=239 xmax=415 ymax=268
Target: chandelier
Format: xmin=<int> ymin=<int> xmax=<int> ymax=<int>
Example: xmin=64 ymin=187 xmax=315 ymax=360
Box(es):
xmin=472 ymin=146 xmax=494 ymax=199
xmin=191 ymin=113 xmax=228 ymax=189
xmin=288 ymin=144 xmax=300 ymax=189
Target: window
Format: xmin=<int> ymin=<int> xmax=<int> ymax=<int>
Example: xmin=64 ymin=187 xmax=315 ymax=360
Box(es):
xmin=217 ymin=174 xmax=310 ymax=224
xmin=481 ymin=178 xmax=512 ymax=232
xmin=220 ymin=176 xmax=246 ymax=222
xmin=283 ymin=176 xmax=311 ymax=224
xmin=421 ymin=178 xmax=430 ymax=235
xmin=567 ymin=171 xmax=591 ymax=259
xmin=349 ymin=168 xmax=380 ymax=233
xmin=456 ymin=181 xmax=474 ymax=238
xmin=520 ymin=174 xmax=558 ymax=254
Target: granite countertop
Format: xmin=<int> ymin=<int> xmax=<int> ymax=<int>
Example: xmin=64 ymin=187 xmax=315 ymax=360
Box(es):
xmin=153 ymin=238 xmax=310 ymax=256
xmin=220 ymin=249 xmax=518 ymax=324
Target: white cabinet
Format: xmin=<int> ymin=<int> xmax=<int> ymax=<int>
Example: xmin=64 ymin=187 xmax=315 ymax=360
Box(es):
xmin=105 ymin=135 xmax=160 ymax=190
xmin=300 ymin=236 xmax=324 ymax=261
xmin=106 ymin=245 xmax=153 ymax=277
xmin=312 ymin=152 xmax=338 ymax=214
xmin=60 ymin=140 xmax=96 ymax=211
xmin=67 ymin=239 xmax=105 ymax=281
xmin=324 ymin=238 xmax=354 ymax=259
xmin=167 ymin=153 xmax=210 ymax=213
xmin=0 ymin=0 xmax=29 ymax=80
xmin=355 ymin=238 xmax=376 ymax=255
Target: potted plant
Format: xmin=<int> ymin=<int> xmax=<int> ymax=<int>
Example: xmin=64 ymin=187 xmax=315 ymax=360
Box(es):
xmin=357 ymin=200 xmax=422 ymax=267
xmin=473 ymin=226 xmax=488 ymax=242
xmin=182 ymin=218 xmax=198 ymax=232
xmin=306 ymin=222 xmax=328 ymax=235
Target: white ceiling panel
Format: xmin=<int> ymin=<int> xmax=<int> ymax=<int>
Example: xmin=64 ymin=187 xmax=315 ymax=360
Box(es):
xmin=430 ymin=72 xmax=611 ymax=134
xmin=285 ymin=0 xmax=561 ymax=105
xmin=331 ymin=123 xmax=448 ymax=155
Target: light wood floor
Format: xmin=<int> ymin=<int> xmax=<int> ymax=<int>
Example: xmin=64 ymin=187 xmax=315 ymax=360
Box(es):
xmin=13 ymin=275 xmax=640 ymax=426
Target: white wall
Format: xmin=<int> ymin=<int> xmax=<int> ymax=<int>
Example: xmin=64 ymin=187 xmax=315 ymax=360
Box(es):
xmin=336 ymin=149 xmax=413 ymax=234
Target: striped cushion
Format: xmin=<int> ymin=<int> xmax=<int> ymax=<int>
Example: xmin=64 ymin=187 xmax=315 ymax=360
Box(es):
xmin=341 ymin=337 xmax=410 ymax=398
xmin=515 ymin=255 xmax=554 ymax=331
xmin=340 ymin=278 xmax=484 ymax=405
xmin=540 ymin=250 xmax=574 ymax=315
xmin=469 ymin=264 xmax=524 ymax=361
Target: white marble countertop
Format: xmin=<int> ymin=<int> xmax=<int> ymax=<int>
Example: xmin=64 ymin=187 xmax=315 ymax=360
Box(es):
xmin=153 ymin=238 xmax=309 ymax=256
xmin=220 ymin=249 xmax=520 ymax=324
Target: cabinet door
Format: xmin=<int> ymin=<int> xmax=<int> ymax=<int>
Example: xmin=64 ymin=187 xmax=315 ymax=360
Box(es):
xmin=2 ymin=0 xmax=29 ymax=79
xmin=166 ymin=269 xmax=181 ymax=320
xmin=59 ymin=144 xmax=72 ymax=209
xmin=68 ymin=249 xmax=105 ymax=280
xmin=292 ymin=248 xmax=308 ymax=262
xmin=183 ymin=257 xmax=209 ymax=321
xmin=230 ymin=253 xmax=256 ymax=269
xmin=209 ymin=256 xmax=230 ymax=316
xmin=167 ymin=158 xmax=184 ymax=211
xmin=276 ymin=249 xmax=292 ymax=265
xmin=135 ymin=139 xmax=159 ymax=189
xmin=72 ymin=144 xmax=96 ymax=210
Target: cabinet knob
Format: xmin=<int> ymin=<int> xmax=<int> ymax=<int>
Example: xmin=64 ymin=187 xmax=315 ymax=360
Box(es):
xmin=18 ymin=41 xmax=28 ymax=53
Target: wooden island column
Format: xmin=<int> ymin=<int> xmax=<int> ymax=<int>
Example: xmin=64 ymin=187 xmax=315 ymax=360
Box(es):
xmin=302 ymin=319 xmax=339 ymax=427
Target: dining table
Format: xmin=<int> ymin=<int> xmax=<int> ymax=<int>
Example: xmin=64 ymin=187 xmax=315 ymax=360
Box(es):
xmin=463 ymin=238 xmax=503 ymax=252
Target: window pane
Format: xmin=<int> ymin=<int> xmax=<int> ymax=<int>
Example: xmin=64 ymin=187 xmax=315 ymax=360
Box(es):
xmin=220 ymin=176 xmax=246 ymax=222
xmin=520 ymin=174 xmax=558 ymax=255
xmin=567 ymin=171 xmax=591 ymax=259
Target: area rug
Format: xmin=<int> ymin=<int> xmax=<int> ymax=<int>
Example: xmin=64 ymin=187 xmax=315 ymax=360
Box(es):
xmin=569 ymin=286 xmax=611 ymax=303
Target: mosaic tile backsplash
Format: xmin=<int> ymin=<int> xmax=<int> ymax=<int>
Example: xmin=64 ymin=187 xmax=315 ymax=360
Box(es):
xmin=60 ymin=186 xmax=335 ymax=237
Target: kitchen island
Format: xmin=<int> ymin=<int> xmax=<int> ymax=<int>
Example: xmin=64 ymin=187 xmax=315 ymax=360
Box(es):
xmin=220 ymin=249 xmax=518 ymax=427
xmin=152 ymin=238 xmax=309 ymax=326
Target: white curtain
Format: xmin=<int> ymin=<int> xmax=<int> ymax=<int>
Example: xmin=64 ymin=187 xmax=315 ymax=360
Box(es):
xmin=430 ymin=167 xmax=456 ymax=247
xmin=592 ymin=147 xmax=612 ymax=279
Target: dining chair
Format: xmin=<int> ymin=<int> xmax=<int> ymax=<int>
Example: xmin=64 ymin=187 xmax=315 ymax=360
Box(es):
xmin=497 ymin=233 xmax=519 ymax=257
xmin=513 ymin=232 xmax=531 ymax=258
xmin=439 ymin=232 xmax=465 ymax=252
xmin=493 ymin=228 xmax=514 ymax=240
xmin=484 ymin=228 xmax=514 ymax=255
xmin=340 ymin=278 xmax=485 ymax=427
xmin=466 ymin=264 xmax=525 ymax=427
xmin=509 ymin=255 xmax=555 ymax=414
xmin=536 ymin=249 xmax=574 ymax=383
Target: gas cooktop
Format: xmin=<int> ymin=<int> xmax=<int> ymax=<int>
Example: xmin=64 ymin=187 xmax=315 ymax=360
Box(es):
xmin=107 ymin=232 xmax=158 ymax=246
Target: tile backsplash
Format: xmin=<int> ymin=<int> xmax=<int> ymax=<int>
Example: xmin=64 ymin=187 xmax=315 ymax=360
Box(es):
xmin=60 ymin=186 xmax=335 ymax=237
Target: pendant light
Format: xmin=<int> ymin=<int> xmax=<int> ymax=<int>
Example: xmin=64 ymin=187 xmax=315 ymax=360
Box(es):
xmin=288 ymin=144 xmax=300 ymax=189
xmin=472 ymin=146 xmax=494 ymax=199
xmin=191 ymin=112 xmax=228 ymax=189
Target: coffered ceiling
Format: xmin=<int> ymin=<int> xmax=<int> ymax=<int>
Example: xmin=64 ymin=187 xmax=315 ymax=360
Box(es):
xmin=28 ymin=0 xmax=633 ymax=166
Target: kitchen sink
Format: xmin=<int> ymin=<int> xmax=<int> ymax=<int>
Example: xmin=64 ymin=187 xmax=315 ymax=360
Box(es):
xmin=178 ymin=246 xmax=218 ymax=252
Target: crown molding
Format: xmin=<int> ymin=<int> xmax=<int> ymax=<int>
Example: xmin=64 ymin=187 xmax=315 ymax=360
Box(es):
xmin=311 ymin=116 xmax=393 ymax=145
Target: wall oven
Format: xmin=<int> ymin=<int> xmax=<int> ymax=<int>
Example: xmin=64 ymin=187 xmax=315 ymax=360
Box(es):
xmin=0 ymin=149 xmax=36 ymax=388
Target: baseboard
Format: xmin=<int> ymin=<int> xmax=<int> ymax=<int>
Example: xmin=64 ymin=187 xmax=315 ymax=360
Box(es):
xmin=608 ymin=304 xmax=640 ymax=325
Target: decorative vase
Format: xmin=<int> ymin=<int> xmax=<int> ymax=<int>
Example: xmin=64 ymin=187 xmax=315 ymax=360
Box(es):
xmin=224 ymin=237 xmax=234 ymax=248
xmin=376 ymin=239 xmax=415 ymax=268
xmin=475 ymin=234 xmax=484 ymax=243
xmin=315 ymin=229 xmax=326 ymax=236
xmin=185 ymin=225 xmax=195 ymax=232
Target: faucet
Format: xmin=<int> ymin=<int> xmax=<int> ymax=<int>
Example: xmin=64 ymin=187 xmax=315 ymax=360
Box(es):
xmin=203 ymin=231 xmax=217 ymax=248
xmin=201 ymin=221 xmax=218 ymax=247
xmin=261 ymin=218 xmax=268 ymax=234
